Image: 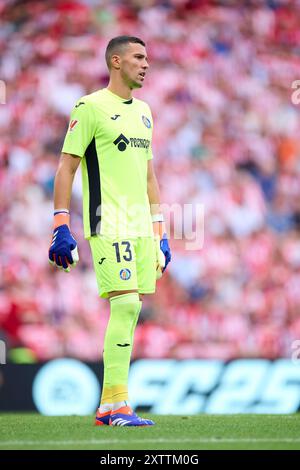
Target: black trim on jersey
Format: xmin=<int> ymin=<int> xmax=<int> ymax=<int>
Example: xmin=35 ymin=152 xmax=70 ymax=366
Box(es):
xmin=85 ymin=138 xmax=101 ymax=235
xmin=123 ymin=99 xmax=133 ymax=104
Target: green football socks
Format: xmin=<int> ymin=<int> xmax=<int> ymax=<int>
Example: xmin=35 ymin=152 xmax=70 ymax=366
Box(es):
xmin=100 ymin=292 xmax=142 ymax=407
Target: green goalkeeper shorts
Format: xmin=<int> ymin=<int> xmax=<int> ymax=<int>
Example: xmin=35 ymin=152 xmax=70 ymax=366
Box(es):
xmin=89 ymin=236 xmax=157 ymax=298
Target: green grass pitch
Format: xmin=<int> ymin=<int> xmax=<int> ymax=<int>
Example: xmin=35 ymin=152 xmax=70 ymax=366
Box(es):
xmin=0 ymin=413 xmax=300 ymax=450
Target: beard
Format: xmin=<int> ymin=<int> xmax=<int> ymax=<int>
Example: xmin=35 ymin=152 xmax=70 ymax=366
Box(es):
xmin=122 ymin=70 xmax=143 ymax=89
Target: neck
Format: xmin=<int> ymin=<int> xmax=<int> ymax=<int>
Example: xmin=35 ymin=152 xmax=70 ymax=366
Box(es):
xmin=107 ymin=79 xmax=133 ymax=100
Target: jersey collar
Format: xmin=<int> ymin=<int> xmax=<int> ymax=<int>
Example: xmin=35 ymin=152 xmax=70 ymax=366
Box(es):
xmin=104 ymin=88 xmax=133 ymax=104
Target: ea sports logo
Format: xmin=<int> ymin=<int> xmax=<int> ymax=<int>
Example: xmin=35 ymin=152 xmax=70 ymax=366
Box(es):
xmin=114 ymin=133 xmax=129 ymax=152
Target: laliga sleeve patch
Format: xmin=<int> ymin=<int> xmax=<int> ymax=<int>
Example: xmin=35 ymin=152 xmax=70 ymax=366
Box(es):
xmin=69 ymin=119 xmax=79 ymax=132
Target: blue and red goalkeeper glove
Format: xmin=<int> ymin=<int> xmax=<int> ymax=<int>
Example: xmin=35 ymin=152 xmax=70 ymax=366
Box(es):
xmin=48 ymin=210 xmax=79 ymax=273
xmin=152 ymin=214 xmax=171 ymax=279
xmin=160 ymin=234 xmax=171 ymax=272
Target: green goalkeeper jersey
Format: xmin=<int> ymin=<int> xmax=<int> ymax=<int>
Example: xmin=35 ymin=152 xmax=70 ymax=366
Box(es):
xmin=62 ymin=88 xmax=154 ymax=239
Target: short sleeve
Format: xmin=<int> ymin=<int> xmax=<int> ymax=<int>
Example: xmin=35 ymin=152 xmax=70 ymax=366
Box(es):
xmin=61 ymin=99 xmax=96 ymax=158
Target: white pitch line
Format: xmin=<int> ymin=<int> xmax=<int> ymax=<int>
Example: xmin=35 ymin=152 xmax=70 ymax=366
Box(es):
xmin=0 ymin=437 xmax=300 ymax=447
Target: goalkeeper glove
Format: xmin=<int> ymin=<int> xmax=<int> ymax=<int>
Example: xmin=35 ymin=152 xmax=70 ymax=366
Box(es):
xmin=48 ymin=209 xmax=79 ymax=273
xmin=152 ymin=214 xmax=171 ymax=280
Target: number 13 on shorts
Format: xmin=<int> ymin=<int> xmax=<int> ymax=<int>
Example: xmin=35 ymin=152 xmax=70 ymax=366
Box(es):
xmin=89 ymin=236 xmax=156 ymax=299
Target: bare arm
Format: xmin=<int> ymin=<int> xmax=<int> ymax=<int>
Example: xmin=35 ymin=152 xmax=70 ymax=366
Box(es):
xmin=54 ymin=153 xmax=81 ymax=210
xmin=49 ymin=153 xmax=81 ymax=270
xmin=147 ymin=159 xmax=161 ymax=216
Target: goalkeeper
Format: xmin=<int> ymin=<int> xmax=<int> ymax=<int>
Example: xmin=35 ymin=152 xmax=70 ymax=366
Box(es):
xmin=48 ymin=36 xmax=171 ymax=427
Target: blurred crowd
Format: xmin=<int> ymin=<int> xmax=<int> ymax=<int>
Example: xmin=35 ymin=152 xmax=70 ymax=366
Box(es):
xmin=1 ymin=0 xmax=300 ymax=362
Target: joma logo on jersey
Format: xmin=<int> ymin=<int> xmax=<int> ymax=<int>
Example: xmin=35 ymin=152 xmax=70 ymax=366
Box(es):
xmin=113 ymin=134 xmax=150 ymax=152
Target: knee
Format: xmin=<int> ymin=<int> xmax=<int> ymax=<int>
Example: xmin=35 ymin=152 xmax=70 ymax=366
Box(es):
xmin=109 ymin=292 xmax=140 ymax=318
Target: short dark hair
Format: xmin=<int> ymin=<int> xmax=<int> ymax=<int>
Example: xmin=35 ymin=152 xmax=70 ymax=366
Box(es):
xmin=105 ymin=36 xmax=145 ymax=70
